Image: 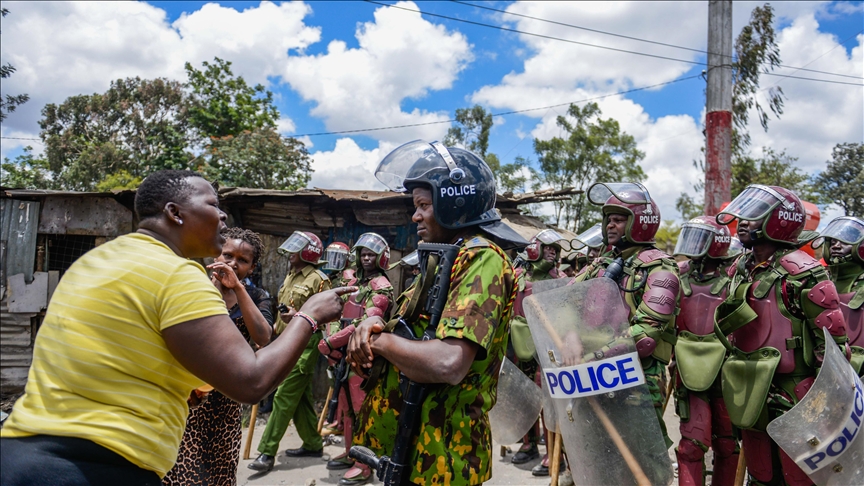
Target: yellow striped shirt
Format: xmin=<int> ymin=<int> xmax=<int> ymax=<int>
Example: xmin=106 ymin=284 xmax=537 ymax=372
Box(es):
xmin=1 ymin=233 xmax=228 ymax=477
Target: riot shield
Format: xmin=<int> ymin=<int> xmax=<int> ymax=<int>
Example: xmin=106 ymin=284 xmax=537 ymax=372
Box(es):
xmin=489 ymin=358 xmax=544 ymax=445
xmin=524 ymin=278 xmax=674 ymax=486
xmin=767 ymin=328 xmax=864 ymax=486
xmin=531 ymin=276 xmax=572 ymax=295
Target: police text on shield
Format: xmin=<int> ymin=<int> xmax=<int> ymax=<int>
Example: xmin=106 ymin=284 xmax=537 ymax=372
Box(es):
xmin=800 ymin=378 xmax=864 ymax=472
xmin=545 ymin=352 xmax=645 ymax=399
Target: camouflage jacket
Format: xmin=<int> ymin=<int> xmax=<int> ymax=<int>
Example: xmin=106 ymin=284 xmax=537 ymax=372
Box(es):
xmin=353 ymin=235 xmax=516 ymax=485
xmin=572 ymin=245 xmax=681 ymax=364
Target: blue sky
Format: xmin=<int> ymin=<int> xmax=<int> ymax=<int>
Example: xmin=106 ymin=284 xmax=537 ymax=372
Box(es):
xmin=1 ymin=1 xmax=862 ymax=226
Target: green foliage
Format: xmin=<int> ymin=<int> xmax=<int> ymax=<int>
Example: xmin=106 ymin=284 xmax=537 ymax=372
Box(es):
xmin=675 ymin=192 xmax=704 ymax=221
xmin=814 ymin=142 xmax=864 ymax=216
xmin=731 ymin=147 xmax=819 ymax=201
xmin=533 ymin=102 xmax=645 ymax=232
xmin=95 ymin=170 xmax=143 ymax=192
xmin=206 ymin=129 xmax=312 ymax=190
xmin=39 ymin=77 xmax=191 ymax=190
xmin=443 ymin=104 xmax=494 ymax=158
xmin=29 ymin=57 xmax=312 ymax=191
xmin=0 ymin=8 xmax=30 ymax=122
xmin=732 ymin=3 xmax=785 ymax=155
xmin=654 ymin=220 xmax=682 ymax=255
xmin=1 ymin=146 xmax=54 ymax=189
xmin=185 ymin=58 xmax=278 ymax=140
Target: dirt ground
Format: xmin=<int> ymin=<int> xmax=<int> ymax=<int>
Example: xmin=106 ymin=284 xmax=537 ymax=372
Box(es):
xmin=236 ymin=400 xmax=685 ymax=486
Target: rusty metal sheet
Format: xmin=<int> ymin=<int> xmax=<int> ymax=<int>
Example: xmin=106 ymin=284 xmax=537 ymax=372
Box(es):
xmin=2 ymin=199 xmax=40 ymax=284
xmin=354 ymin=206 xmax=412 ymax=226
xmin=38 ymin=196 xmax=132 ymax=236
xmin=7 ymin=272 xmax=48 ymax=313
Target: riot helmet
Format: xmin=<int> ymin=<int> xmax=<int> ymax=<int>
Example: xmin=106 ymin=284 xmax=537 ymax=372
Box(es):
xmin=278 ymin=231 xmax=324 ymax=264
xmin=374 ymin=140 xmax=528 ymax=248
xmin=674 ymin=215 xmax=732 ymax=259
xmin=401 ymin=250 xmax=420 ymax=267
xmin=570 ymin=223 xmax=604 ymax=250
xmin=812 ymin=216 xmax=864 ymax=264
xmin=322 ymin=242 xmax=350 ymax=272
xmin=726 ymin=237 xmax=745 ymax=260
xmin=353 ymin=232 xmax=390 ymax=272
xmin=525 ymin=229 xmax=571 ymax=262
xmin=717 ymin=185 xmax=805 ymax=244
xmin=588 ymin=182 xmax=660 ymax=245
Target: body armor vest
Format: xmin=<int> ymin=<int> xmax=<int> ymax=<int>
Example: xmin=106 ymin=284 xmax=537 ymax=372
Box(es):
xmin=342 ymin=293 xmax=365 ymax=320
xmin=680 ymin=281 xmax=726 ymax=335
xmin=732 ymin=283 xmax=797 ymax=374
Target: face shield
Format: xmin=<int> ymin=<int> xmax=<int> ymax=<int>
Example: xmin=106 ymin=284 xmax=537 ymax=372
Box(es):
xmin=674 ymin=221 xmax=716 ymax=258
xmin=812 ymin=217 xmax=864 ymax=249
xmin=374 ymin=140 xmax=462 ymax=192
xmin=571 ymin=223 xmax=603 ymax=250
xmin=401 ymin=250 xmax=420 ymax=267
xmin=354 ymin=233 xmax=388 ymax=255
xmin=717 ymin=185 xmax=791 ymax=225
xmin=278 ymin=231 xmax=313 ymax=256
xmin=587 ymin=182 xmax=652 ymax=206
xmin=535 ymin=229 xmax=571 ymax=251
xmin=322 ymin=245 xmax=349 ymax=272
xmin=727 ymin=237 xmax=745 ymax=259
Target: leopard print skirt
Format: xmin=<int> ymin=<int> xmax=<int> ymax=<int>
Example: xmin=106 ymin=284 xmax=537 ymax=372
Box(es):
xmin=163 ymin=391 xmax=242 ymax=486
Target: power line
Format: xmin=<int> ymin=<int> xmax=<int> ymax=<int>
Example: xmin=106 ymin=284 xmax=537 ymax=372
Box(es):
xmin=452 ymin=0 xmax=864 ymax=81
xmin=288 ymin=75 xmax=702 ymax=137
xmin=364 ymin=1 xmax=863 ymax=86
xmin=0 ymin=136 xmax=41 ymax=141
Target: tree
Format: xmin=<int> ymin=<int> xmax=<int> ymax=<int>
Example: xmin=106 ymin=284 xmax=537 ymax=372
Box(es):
xmin=0 ymin=8 xmax=30 ymax=122
xmin=39 ymin=77 xmax=191 ymax=190
xmin=732 ymin=147 xmax=820 ymax=202
xmin=0 ymin=147 xmax=54 ymax=189
xmin=814 ymin=142 xmax=864 ymax=216
xmin=206 ymin=128 xmax=312 ymax=190
xmin=185 ymin=58 xmax=279 ymax=141
xmin=654 ymin=220 xmax=682 ymax=255
xmin=533 ymin=102 xmax=645 ymax=232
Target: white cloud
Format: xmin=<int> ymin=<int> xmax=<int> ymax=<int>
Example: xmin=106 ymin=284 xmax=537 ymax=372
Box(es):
xmin=308 ymin=138 xmax=394 ymax=190
xmin=0 ymin=1 xmax=319 ymax=136
xmin=280 ymin=1 xmax=474 ymax=144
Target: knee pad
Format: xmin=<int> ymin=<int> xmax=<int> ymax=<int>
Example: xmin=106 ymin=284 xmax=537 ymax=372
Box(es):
xmin=712 ymin=437 xmax=738 ymax=458
xmin=677 ymin=439 xmax=707 ymax=462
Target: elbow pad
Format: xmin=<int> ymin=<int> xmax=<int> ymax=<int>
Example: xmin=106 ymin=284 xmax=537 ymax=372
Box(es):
xmin=366 ymin=293 xmax=390 ymax=318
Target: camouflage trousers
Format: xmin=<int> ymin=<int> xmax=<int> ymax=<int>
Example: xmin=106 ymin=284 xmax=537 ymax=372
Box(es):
xmin=642 ymin=357 xmax=672 ymax=449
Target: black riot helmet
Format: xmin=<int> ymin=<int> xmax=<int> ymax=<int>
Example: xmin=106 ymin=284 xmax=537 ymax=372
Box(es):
xmin=375 ymin=140 xmax=528 ymax=248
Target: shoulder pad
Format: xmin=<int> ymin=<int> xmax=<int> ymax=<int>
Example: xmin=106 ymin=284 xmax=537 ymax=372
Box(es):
xmin=677 ymin=259 xmax=691 ymax=275
xmin=342 ymin=269 xmax=355 ymax=280
xmin=637 ymin=248 xmax=671 ymax=264
xmin=779 ymin=250 xmax=821 ymax=276
xmin=369 ymin=275 xmax=392 ymax=291
xmin=465 ymin=236 xmax=491 ymax=249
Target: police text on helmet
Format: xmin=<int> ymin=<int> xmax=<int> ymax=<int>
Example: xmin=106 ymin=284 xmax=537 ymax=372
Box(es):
xmin=778 ymin=210 xmax=803 ymax=223
xmin=441 ymin=185 xmax=476 ymax=198
xmin=639 ymin=215 xmax=659 ymax=225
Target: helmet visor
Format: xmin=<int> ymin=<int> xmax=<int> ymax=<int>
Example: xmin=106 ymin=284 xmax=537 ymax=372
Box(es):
xmin=587 ymin=182 xmax=652 ymax=206
xmin=322 ymin=246 xmax=349 ymax=271
xmin=535 ymin=229 xmax=571 ymax=251
xmin=727 ymin=237 xmax=745 ymax=259
xmin=375 ymin=140 xmax=442 ymax=192
xmin=571 ymin=223 xmax=603 ymax=250
xmin=717 ymin=185 xmax=789 ymax=225
xmin=401 ymin=250 xmax=419 ymax=267
xmin=812 ymin=217 xmax=864 ymax=248
xmin=674 ymin=222 xmax=715 ymax=257
xmin=354 ymin=233 xmax=388 ymax=255
xmin=278 ymin=232 xmax=312 ymax=256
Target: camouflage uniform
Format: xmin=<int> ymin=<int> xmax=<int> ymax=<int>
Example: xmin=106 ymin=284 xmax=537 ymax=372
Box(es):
xmin=572 ymin=244 xmax=681 ymax=448
xmin=353 ymin=235 xmax=516 ymax=485
xmin=257 ymin=265 xmax=331 ymax=456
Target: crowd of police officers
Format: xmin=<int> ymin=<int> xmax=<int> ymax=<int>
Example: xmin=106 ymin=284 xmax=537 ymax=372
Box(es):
xmin=247 ymin=139 xmax=863 ymax=486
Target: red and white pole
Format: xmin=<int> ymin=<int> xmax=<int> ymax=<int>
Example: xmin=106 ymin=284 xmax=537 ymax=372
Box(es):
xmin=704 ymin=0 xmax=733 ymax=216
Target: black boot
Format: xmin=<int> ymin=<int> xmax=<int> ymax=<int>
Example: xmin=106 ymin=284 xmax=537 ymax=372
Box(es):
xmin=248 ymin=453 xmax=274 ymax=472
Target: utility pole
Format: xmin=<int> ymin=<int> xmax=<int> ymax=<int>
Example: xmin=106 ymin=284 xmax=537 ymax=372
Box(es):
xmin=704 ymin=0 xmax=733 ymax=216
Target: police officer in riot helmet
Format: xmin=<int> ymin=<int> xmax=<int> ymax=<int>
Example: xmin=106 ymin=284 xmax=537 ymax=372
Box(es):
xmin=812 ymin=216 xmax=864 ymax=377
xmin=715 ymin=184 xmax=849 ymax=486
xmin=571 ymin=182 xmax=681 ymax=449
xmin=346 ymin=140 xmax=524 ymax=485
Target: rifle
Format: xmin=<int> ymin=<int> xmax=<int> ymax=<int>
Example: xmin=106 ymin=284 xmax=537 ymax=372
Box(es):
xmin=350 ymin=241 xmax=462 ymax=486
